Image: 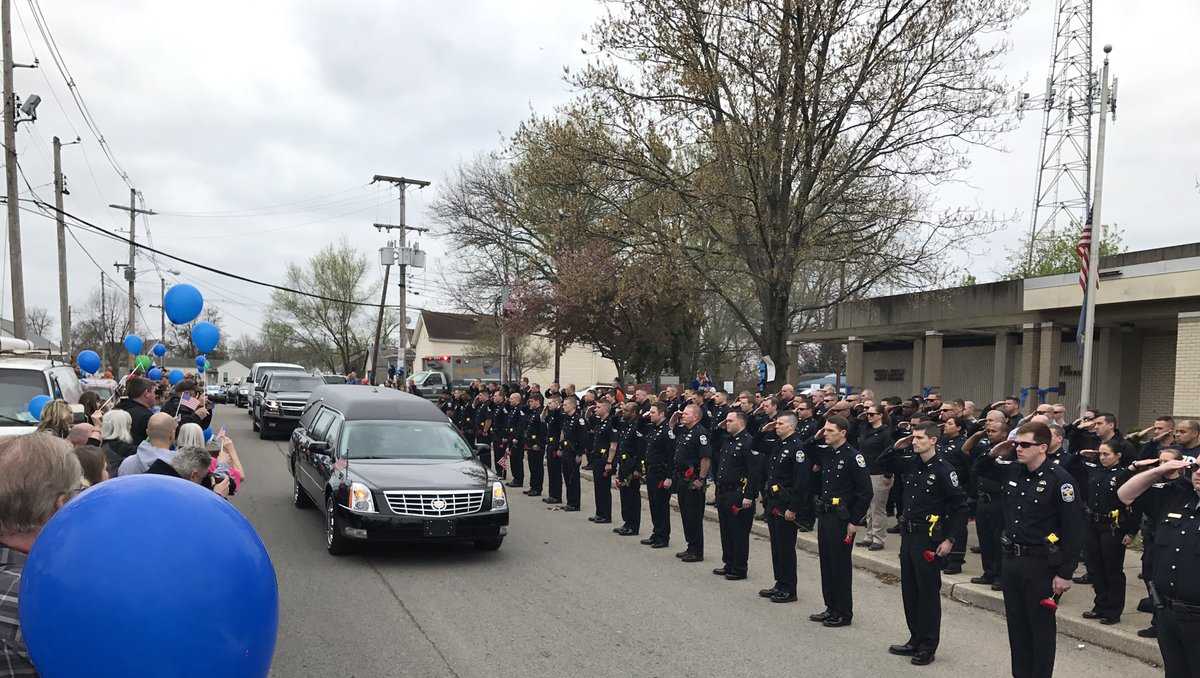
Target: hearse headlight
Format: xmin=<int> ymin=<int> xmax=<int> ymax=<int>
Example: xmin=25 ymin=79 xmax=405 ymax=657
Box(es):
xmin=347 ymin=482 xmax=376 ymax=513
xmin=491 ymin=481 xmax=507 ymax=511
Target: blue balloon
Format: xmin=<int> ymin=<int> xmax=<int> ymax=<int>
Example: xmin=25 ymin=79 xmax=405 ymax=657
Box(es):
xmin=27 ymin=395 xmax=51 ymax=421
xmin=168 ymin=369 xmax=185 ymax=386
xmin=147 ymin=367 xmax=163 ymax=382
xmin=151 ymin=342 xmax=167 ymax=358
xmin=191 ymin=321 xmax=220 ymax=354
xmin=19 ymin=474 xmax=278 ymax=677
xmin=123 ymin=335 xmax=143 ymax=356
xmin=195 ymin=354 xmax=207 ymax=369
xmin=76 ymin=349 xmax=101 ymax=375
xmin=163 ymin=283 xmax=204 ymax=325
xmin=203 ymin=427 xmax=214 ymax=442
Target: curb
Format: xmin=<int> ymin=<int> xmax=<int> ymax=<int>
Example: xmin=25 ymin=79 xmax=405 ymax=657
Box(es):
xmin=578 ymin=469 xmax=1159 ymax=666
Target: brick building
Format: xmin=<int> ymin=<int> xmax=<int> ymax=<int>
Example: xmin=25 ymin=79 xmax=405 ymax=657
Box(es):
xmin=790 ymin=243 xmax=1200 ymax=424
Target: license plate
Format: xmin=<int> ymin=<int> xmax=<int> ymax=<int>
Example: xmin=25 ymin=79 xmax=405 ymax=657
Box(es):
xmin=424 ymin=520 xmax=455 ymax=537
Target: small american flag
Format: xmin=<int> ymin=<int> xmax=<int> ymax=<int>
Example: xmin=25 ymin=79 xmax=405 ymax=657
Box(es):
xmin=180 ymin=393 xmax=200 ymax=411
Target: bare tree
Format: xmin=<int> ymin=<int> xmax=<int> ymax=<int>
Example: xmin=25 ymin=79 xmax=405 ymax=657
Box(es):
xmin=25 ymin=307 xmax=53 ymax=339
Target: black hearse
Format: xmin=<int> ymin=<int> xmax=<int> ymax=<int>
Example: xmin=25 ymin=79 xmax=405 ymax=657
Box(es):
xmin=289 ymin=385 xmax=509 ymax=554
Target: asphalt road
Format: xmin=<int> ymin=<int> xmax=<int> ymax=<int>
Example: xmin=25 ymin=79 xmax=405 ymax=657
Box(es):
xmin=219 ymin=408 xmax=1159 ymax=678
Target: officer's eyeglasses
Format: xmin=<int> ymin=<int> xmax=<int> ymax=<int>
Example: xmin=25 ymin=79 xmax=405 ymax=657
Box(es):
xmin=1013 ymin=441 xmax=1044 ymax=449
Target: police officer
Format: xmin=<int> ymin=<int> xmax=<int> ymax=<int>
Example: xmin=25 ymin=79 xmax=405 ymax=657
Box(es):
xmin=609 ymin=401 xmax=645 ymax=536
xmin=752 ymin=397 xmax=780 ymax=521
xmin=641 ymin=402 xmax=673 ymax=548
xmin=1077 ymin=440 xmax=1137 ymax=625
xmin=669 ymin=403 xmax=712 ymax=562
xmin=488 ymin=390 xmax=509 ymax=480
xmin=809 ymin=415 xmax=872 ymax=628
xmin=504 ymin=392 xmax=526 ymax=488
xmin=522 ymin=393 xmax=546 ymax=496
xmin=877 ymin=421 xmax=968 ymax=666
xmin=968 ymin=419 xmax=1009 ymax=589
xmin=543 ymin=395 xmax=565 ymax=504
xmin=792 ymin=396 xmax=822 ymax=532
xmin=758 ymin=411 xmax=813 ymax=603
xmin=937 ymin=415 xmax=971 ymax=574
xmin=473 ymin=392 xmax=494 ymax=470
xmin=586 ymin=400 xmax=617 ymax=524
xmin=976 ymin=422 xmax=1084 ymax=678
xmin=1117 ymin=453 xmax=1200 ymax=677
xmin=558 ymin=396 xmax=584 ymax=512
xmin=712 ymin=409 xmax=758 ymax=580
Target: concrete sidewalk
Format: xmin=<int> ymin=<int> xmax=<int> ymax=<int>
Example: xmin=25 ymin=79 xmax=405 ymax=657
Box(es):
xmin=578 ymin=469 xmax=1160 ymax=666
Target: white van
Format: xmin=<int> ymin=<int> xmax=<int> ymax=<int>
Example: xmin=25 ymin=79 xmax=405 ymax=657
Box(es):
xmin=0 ymin=356 xmax=84 ymax=437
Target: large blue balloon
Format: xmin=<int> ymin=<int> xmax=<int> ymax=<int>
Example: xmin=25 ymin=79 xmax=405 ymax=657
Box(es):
xmin=191 ymin=321 xmax=220 ymax=354
xmin=195 ymin=354 xmax=207 ymax=369
xmin=122 ymin=335 xmax=143 ymax=356
xmin=147 ymin=367 xmax=163 ymax=382
xmin=163 ymin=283 xmax=204 ymax=325
xmin=19 ymin=474 xmax=278 ymax=677
xmin=168 ymin=369 xmax=185 ymax=386
xmin=151 ymin=342 xmax=167 ymax=358
xmin=76 ymin=350 xmax=101 ymax=375
xmin=27 ymin=395 xmax=51 ymax=421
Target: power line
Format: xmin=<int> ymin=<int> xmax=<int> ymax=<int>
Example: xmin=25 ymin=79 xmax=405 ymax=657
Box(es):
xmin=151 ymin=183 xmax=376 ymax=218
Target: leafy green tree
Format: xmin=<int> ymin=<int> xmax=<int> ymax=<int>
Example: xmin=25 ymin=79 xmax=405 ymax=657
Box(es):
xmin=1003 ymin=225 xmax=1125 ymax=280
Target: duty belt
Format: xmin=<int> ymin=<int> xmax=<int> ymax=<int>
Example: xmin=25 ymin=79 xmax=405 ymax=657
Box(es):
xmin=816 ymin=498 xmax=842 ymax=514
xmin=977 ymin=491 xmax=998 ymax=504
xmin=717 ymin=481 xmax=746 ymax=492
xmin=1162 ymin=597 xmax=1200 ymax=615
xmin=1002 ymin=543 xmax=1049 ymax=557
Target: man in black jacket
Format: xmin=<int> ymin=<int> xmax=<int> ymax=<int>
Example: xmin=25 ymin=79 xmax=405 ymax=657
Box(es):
xmin=116 ymin=377 xmax=157 ymax=447
xmin=160 ymin=380 xmax=214 ymax=431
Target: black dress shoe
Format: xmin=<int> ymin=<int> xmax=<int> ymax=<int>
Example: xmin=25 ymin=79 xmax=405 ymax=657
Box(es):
xmin=593 ymin=517 xmax=612 ymax=524
xmin=1099 ymin=616 xmax=1121 ymax=626
xmin=942 ymin=565 xmax=962 ymax=575
xmin=1082 ymin=610 xmax=1102 ymax=619
xmin=712 ymin=567 xmax=729 ymax=576
xmin=770 ymin=592 xmax=797 ymax=603
xmin=507 ymin=482 xmax=522 ymax=488
xmin=724 ymin=573 xmax=747 ymax=581
xmin=969 ymin=575 xmax=996 ymax=585
xmin=759 ymin=588 xmax=780 ymax=598
xmin=1073 ymin=573 xmax=1091 ymax=585
xmin=1137 ymin=597 xmax=1154 ymax=613
xmin=650 ymin=541 xmax=670 ymax=549
xmin=1137 ymin=626 xmax=1157 ymax=638
xmin=676 ymin=550 xmax=690 ymax=558
xmin=886 ymin=525 xmax=901 ymax=534
xmin=640 ymin=537 xmax=657 ymax=545
xmin=797 ymin=524 xmax=813 ymax=532
xmin=822 ymin=616 xmax=851 ymax=628
xmin=623 ymin=529 xmax=639 ymax=536
xmin=680 ymin=553 xmax=704 ymax=563
xmin=563 ymin=505 xmax=580 ymax=512
xmin=522 ymin=489 xmax=536 ymax=495
xmin=809 ymin=610 xmax=833 ymax=622
xmin=543 ymin=497 xmax=562 ymax=504
xmin=911 ymin=650 xmax=935 ymax=666
xmin=888 ymin=644 xmax=918 ymax=656
xmin=990 ymin=582 xmax=1004 ymax=591
xmin=613 ymin=526 xmax=626 ymax=533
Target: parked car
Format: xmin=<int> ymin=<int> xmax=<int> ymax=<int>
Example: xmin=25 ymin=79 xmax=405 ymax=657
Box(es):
xmin=253 ymin=372 xmax=325 ymax=439
xmin=289 ymin=385 xmax=509 ymax=555
xmin=234 ymin=381 xmax=253 ymax=408
xmin=0 ymin=356 xmax=84 ymax=437
xmin=205 ymin=384 xmax=225 ymax=404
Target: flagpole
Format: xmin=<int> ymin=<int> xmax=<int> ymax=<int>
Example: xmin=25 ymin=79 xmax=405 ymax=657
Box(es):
xmin=1078 ymin=45 xmax=1113 ymax=417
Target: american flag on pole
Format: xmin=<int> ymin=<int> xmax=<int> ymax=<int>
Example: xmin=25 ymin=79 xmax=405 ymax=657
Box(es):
xmin=1075 ymin=208 xmax=1094 ymax=354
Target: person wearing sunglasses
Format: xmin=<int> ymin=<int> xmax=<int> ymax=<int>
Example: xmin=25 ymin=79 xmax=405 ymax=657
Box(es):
xmin=977 ymin=422 xmax=1085 ymax=678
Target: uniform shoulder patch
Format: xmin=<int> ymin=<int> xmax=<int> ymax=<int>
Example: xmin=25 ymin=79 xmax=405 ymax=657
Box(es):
xmin=1060 ymin=483 xmax=1076 ymax=503
xmin=699 ymin=435 xmax=708 ymax=445
xmin=796 ymin=450 xmax=806 ymax=463
xmin=949 ymin=471 xmax=960 ymax=488
xmin=855 ymin=453 xmax=866 ymax=468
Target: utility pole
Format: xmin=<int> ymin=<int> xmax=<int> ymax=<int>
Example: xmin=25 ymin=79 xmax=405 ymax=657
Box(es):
xmin=53 ymin=136 xmax=79 ymax=354
xmin=3 ymin=0 xmax=24 ymax=338
xmin=108 ymin=190 xmax=155 ymax=336
xmin=371 ymin=174 xmax=429 ymax=384
xmin=369 ymin=242 xmax=394 ymax=385
xmin=1079 ymin=45 xmax=1116 ymax=416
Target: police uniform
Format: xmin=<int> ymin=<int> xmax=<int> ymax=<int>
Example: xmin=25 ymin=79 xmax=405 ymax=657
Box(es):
xmin=543 ymin=407 xmax=565 ymax=503
xmin=473 ymin=400 xmax=494 ymax=469
xmin=706 ymin=402 xmax=731 ymax=479
xmin=752 ymin=412 xmax=780 ymax=511
xmin=1132 ymin=474 xmax=1200 ymax=677
xmin=1080 ymin=458 xmax=1136 ymax=622
xmin=642 ymin=420 xmax=673 ymax=546
xmin=490 ymin=402 xmax=510 ymax=480
xmin=613 ymin=415 xmax=645 ymax=534
xmin=877 ymin=444 xmax=968 ymax=660
xmin=761 ymin=432 xmax=813 ymax=600
xmin=794 ymin=415 xmax=823 ymax=531
xmin=507 ymin=404 xmax=529 ymax=488
xmin=559 ymin=410 xmax=585 ymax=510
xmin=971 ymin=436 xmax=1005 ymax=584
xmin=587 ymin=412 xmax=617 ymax=523
xmin=714 ymin=428 xmax=759 ymax=578
xmin=812 ymin=440 xmax=873 ymax=625
xmin=937 ymin=433 xmax=971 ymax=571
xmin=522 ymin=405 xmax=546 ymax=496
xmin=670 ymin=422 xmax=712 ymax=560
xmin=981 ymin=453 xmax=1084 ymax=678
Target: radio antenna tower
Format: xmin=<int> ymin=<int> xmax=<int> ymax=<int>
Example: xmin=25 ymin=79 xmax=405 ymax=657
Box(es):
xmin=1017 ymin=0 xmax=1104 ymax=270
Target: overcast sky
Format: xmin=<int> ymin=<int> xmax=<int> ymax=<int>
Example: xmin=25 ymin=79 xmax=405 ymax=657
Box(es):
xmin=5 ymin=0 xmax=1197 ymax=345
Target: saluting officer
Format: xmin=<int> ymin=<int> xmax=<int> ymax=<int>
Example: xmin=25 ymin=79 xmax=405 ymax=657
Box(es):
xmin=809 ymin=415 xmax=873 ymax=628
xmin=641 ymin=403 xmax=674 ymax=548
xmin=706 ymin=391 xmax=732 ymax=481
xmin=505 ymin=392 xmax=527 ymax=488
xmin=877 ymin=422 xmax=968 ymax=666
xmin=488 ymin=391 xmax=509 ymax=480
xmin=1076 ymin=440 xmax=1138 ymax=625
xmin=669 ymin=403 xmax=712 ymax=562
xmin=543 ymin=396 xmax=565 ymax=504
xmin=712 ymin=409 xmax=759 ymax=581
xmin=609 ymin=401 xmax=645 ymax=536
xmin=558 ymin=396 xmax=584 ymax=512
xmin=1117 ymin=453 xmax=1200 ymax=677
xmin=977 ymin=421 xmax=1084 ymax=678
xmin=587 ymin=400 xmax=617 ymax=524
xmin=758 ymin=411 xmax=813 ymax=603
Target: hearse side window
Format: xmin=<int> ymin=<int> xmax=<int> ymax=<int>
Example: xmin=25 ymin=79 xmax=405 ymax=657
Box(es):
xmin=310 ymin=409 xmax=336 ymax=441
